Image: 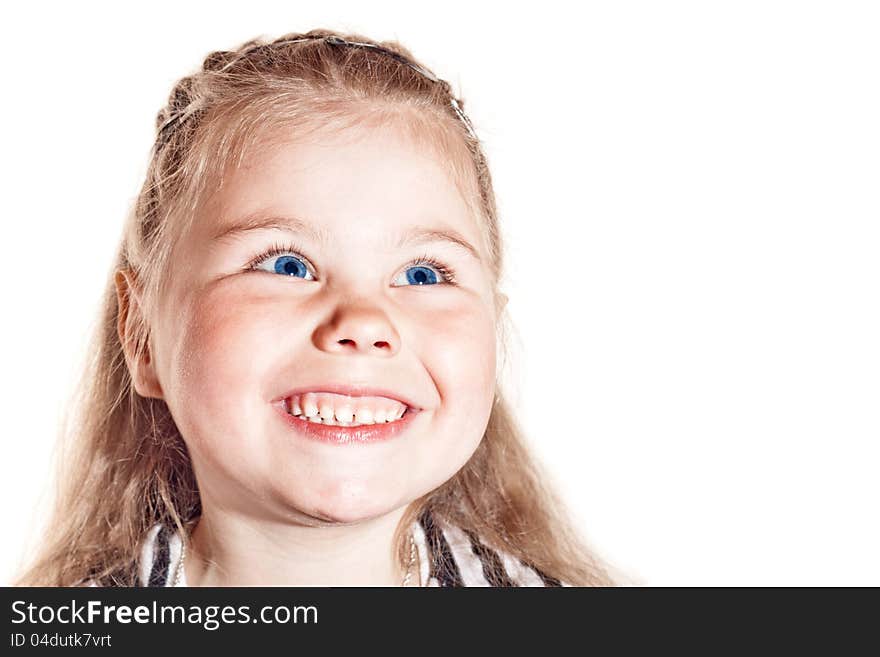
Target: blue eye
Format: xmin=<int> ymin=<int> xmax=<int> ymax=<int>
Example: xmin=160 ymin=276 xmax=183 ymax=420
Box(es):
xmin=404 ymin=265 xmax=439 ymax=285
xmin=271 ymin=255 xmax=309 ymax=278
xmin=250 ymin=247 xmax=315 ymax=280
xmin=392 ymin=258 xmax=456 ymax=286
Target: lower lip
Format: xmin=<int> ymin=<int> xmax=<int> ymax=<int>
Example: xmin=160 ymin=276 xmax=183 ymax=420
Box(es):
xmin=274 ymin=402 xmax=421 ymax=445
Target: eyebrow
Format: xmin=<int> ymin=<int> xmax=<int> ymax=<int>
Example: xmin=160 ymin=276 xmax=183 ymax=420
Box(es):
xmin=211 ymin=213 xmax=482 ymax=262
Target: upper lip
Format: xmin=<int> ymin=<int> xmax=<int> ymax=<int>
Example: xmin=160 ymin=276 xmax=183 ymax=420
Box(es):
xmin=275 ymin=383 xmax=423 ymax=411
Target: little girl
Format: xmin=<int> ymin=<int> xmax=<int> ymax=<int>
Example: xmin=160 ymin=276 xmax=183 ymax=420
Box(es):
xmin=17 ymin=28 xmax=614 ymax=587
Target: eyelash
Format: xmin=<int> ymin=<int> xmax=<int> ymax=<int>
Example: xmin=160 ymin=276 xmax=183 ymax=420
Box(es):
xmin=243 ymin=241 xmax=458 ymax=285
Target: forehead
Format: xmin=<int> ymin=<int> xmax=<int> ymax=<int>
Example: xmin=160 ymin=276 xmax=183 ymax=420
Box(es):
xmin=195 ymin=121 xmax=485 ymax=253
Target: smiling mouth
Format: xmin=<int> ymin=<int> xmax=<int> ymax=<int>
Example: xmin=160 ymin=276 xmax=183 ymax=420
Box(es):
xmin=282 ymin=391 xmax=415 ymax=428
xmin=276 ymin=397 xmax=421 ymax=445
xmin=284 ymin=403 xmax=414 ymax=427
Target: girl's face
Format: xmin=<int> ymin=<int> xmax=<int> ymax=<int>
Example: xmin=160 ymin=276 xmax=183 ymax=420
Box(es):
xmin=145 ymin=123 xmax=498 ymax=524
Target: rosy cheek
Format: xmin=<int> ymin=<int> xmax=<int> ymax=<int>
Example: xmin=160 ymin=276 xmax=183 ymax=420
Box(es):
xmin=166 ymin=298 xmax=250 ymax=412
xmin=428 ymin=315 xmax=496 ymax=409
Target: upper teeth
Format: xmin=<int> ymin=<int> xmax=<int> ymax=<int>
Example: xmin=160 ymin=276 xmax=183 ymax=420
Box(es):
xmin=286 ymin=391 xmax=408 ymax=426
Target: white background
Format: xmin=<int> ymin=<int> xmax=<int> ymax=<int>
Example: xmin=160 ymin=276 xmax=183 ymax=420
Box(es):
xmin=2 ymin=1 xmax=877 ymax=585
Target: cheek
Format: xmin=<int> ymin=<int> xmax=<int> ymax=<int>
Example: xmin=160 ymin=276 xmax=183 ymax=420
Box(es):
xmin=429 ymin=305 xmax=496 ymax=392
xmin=161 ymin=291 xmax=279 ymax=454
xmin=421 ymin=304 xmax=497 ymax=444
xmin=178 ymin=299 xmax=255 ymax=392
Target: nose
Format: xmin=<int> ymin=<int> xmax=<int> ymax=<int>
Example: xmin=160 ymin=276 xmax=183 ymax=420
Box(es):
xmin=313 ymin=303 xmax=400 ymax=357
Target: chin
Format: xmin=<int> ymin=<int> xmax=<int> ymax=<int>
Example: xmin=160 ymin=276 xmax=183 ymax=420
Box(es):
xmin=284 ymin=479 xmax=406 ymax=526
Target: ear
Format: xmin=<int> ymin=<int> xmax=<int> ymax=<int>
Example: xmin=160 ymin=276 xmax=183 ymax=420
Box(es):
xmin=115 ymin=269 xmax=164 ymax=399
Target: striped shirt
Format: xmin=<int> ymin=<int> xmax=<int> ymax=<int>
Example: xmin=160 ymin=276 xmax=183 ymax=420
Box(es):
xmin=139 ymin=509 xmax=567 ymax=587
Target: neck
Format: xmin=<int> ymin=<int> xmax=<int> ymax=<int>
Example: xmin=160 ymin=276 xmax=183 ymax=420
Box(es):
xmin=183 ymin=506 xmax=417 ymax=587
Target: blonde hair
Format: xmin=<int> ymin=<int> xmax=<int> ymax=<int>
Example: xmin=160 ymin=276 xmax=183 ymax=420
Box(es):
xmin=16 ymin=28 xmax=615 ymax=586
